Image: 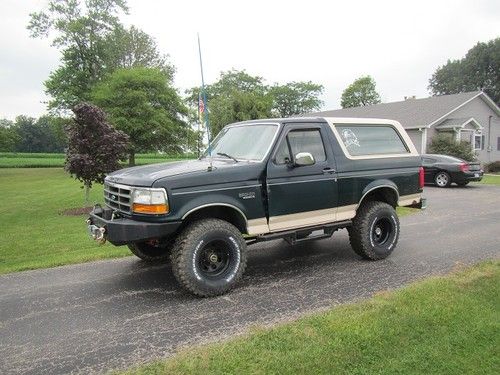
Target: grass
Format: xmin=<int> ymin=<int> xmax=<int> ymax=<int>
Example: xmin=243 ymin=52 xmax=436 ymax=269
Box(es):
xmin=476 ymin=174 xmax=500 ymax=186
xmin=0 ymin=168 xmax=132 ymax=273
xmin=396 ymin=206 xmax=420 ymax=216
xmin=0 ymin=152 xmax=194 ymax=168
xmin=119 ymin=261 xmax=500 ymax=375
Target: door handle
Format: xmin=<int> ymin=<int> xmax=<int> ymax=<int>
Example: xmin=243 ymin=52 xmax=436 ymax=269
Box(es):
xmin=322 ymin=167 xmax=336 ymax=174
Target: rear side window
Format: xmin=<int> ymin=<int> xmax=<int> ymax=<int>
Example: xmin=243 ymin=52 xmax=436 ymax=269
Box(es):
xmin=274 ymin=129 xmax=326 ymax=164
xmin=336 ymin=125 xmax=409 ymax=156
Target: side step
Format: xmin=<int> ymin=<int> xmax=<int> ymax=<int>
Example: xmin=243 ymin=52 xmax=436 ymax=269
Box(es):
xmin=247 ymin=220 xmax=351 ymax=246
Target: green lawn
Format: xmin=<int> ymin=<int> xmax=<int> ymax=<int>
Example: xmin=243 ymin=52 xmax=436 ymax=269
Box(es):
xmin=396 ymin=206 xmax=420 ymax=216
xmin=0 ymin=168 xmax=131 ymax=273
xmin=477 ymin=174 xmax=500 ymax=186
xmin=0 ymin=152 xmax=192 ymax=168
xmin=120 ymin=261 xmax=500 ymax=375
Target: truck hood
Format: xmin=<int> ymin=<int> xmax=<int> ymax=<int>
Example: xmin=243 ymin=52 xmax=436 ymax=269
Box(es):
xmin=105 ymin=159 xmax=243 ymax=186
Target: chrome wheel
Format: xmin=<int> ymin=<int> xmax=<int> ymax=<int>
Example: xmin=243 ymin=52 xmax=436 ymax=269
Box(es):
xmin=435 ymin=172 xmax=450 ymax=187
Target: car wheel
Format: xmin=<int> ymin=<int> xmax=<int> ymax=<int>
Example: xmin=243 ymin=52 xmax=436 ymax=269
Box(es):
xmin=348 ymin=201 xmax=400 ymax=260
xmin=170 ymin=219 xmax=247 ymax=297
xmin=434 ymin=171 xmax=451 ymax=188
xmin=128 ymin=241 xmax=172 ymax=262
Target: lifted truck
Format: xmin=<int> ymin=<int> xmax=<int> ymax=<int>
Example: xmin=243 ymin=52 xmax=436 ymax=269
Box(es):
xmin=88 ymin=117 xmax=426 ymax=297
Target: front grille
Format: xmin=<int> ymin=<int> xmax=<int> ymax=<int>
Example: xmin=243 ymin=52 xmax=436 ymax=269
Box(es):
xmin=104 ymin=182 xmax=132 ymax=214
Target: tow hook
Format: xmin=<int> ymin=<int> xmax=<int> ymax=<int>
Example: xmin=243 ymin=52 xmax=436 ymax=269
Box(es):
xmin=86 ymin=219 xmax=107 ymax=244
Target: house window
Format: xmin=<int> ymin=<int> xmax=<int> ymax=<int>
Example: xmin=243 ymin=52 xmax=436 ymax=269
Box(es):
xmin=474 ymin=134 xmax=482 ymax=151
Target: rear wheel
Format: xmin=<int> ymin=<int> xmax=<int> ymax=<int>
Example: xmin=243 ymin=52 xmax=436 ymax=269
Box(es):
xmin=128 ymin=241 xmax=172 ymax=262
xmin=434 ymin=171 xmax=451 ymax=187
xmin=170 ymin=219 xmax=247 ymax=297
xmin=348 ymin=201 xmax=400 ymax=260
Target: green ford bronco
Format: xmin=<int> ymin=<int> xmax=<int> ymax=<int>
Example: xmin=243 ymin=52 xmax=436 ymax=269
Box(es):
xmin=88 ymin=117 xmax=426 ymax=296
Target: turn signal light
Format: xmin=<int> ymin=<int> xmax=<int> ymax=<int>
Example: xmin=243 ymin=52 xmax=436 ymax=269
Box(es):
xmin=459 ymin=163 xmax=469 ymax=172
xmin=132 ymin=203 xmax=169 ymax=214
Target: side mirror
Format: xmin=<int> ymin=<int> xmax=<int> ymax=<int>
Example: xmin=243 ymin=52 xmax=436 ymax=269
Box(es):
xmin=294 ymin=152 xmax=315 ymax=167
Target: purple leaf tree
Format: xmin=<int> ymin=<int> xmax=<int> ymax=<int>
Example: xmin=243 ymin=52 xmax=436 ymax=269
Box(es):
xmin=65 ymin=103 xmax=129 ymax=204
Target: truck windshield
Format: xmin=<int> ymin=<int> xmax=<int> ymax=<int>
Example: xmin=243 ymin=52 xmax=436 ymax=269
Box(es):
xmin=201 ymin=124 xmax=278 ymax=161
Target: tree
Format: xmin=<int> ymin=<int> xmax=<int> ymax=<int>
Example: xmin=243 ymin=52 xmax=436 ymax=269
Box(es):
xmin=28 ymin=0 xmax=175 ymax=113
xmin=12 ymin=115 xmax=67 ymax=153
xmin=91 ymin=67 xmax=189 ymax=165
xmin=186 ymin=70 xmax=325 ymax=137
xmin=28 ymin=0 xmax=129 ymax=111
xmin=186 ymin=70 xmax=273 ymax=136
xmin=13 ymin=116 xmax=41 ymax=152
xmin=104 ymin=25 xmax=175 ymax=78
xmin=0 ymin=119 xmax=19 ymax=152
xmin=429 ymin=38 xmax=500 ymax=104
xmin=269 ymin=81 xmax=324 ymax=117
xmin=341 ymin=76 xmax=381 ymax=108
xmin=65 ymin=103 xmax=129 ymax=204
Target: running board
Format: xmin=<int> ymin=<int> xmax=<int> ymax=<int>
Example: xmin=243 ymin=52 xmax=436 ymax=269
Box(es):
xmin=247 ymin=220 xmax=351 ymax=246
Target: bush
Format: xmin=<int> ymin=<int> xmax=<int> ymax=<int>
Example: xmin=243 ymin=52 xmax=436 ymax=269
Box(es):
xmin=485 ymin=161 xmax=500 ymax=173
xmin=428 ymin=134 xmax=476 ymax=161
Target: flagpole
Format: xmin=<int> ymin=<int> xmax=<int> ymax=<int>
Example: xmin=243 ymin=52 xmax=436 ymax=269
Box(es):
xmin=197 ymin=33 xmax=211 ymax=156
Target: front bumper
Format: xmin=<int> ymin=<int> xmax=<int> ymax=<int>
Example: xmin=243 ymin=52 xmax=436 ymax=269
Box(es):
xmin=87 ymin=205 xmax=182 ymax=246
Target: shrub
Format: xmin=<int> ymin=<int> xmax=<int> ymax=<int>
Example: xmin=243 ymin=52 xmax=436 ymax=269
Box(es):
xmin=428 ymin=134 xmax=476 ymax=161
xmin=485 ymin=161 xmax=500 ymax=173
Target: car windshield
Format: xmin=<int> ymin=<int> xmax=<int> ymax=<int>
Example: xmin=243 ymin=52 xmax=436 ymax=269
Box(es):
xmin=201 ymin=124 xmax=278 ymax=161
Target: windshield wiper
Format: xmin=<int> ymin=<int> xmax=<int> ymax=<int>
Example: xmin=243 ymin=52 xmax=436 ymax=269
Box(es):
xmin=216 ymin=152 xmax=239 ymax=163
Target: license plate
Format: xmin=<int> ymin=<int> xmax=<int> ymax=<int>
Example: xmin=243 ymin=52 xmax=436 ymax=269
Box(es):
xmin=474 ymin=173 xmax=479 ymax=178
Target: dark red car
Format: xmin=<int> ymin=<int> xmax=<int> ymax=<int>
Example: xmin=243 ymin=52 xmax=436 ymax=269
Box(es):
xmin=422 ymin=154 xmax=483 ymax=187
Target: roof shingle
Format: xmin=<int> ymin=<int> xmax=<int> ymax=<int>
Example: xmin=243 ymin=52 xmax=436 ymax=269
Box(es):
xmin=309 ymin=91 xmax=482 ymax=128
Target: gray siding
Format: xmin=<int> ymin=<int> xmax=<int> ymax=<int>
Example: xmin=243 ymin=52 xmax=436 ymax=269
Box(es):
xmin=431 ymin=97 xmax=500 ymax=164
xmin=406 ymin=129 xmax=423 ymax=154
xmin=449 ymin=97 xmax=500 ymax=163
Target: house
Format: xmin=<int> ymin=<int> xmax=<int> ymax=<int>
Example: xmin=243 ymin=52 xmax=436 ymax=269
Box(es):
xmin=309 ymin=91 xmax=500 ymax=164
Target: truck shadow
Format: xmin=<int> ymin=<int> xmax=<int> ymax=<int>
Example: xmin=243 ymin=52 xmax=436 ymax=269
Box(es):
xmin=111 ymin=230 xmax=369 ymax=301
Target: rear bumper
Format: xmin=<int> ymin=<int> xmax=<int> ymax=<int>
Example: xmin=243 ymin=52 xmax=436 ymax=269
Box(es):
xmin=87 ymin=206 xmax=182 ymax=246
xmin=455 ymin=171 xmax=483 ymax=183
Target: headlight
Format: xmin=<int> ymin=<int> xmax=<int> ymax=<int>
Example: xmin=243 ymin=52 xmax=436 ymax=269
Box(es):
xmin=132 ymin=188 xmax=169 ymax=215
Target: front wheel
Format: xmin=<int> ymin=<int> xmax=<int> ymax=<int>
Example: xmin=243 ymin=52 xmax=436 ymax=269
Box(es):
xmin=434 ymin=171 xmax=451 ymax=187
xmin=348 ymin=201 xmax=400 ymax=260
xmin=170 ymin=219 xmax=247 ymax=297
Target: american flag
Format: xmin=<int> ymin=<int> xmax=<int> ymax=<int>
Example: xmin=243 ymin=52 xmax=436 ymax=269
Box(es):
xmin=198 ymin=92 xmax=205 ymax=125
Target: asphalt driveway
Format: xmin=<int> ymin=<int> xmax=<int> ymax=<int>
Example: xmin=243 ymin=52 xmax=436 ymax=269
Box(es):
xmin=1 ymin=184 xmax=499 ymax=374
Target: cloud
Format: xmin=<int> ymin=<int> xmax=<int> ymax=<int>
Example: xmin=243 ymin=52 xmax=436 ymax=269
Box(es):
xmin=0 ymin=0 xmax=498 ymax=120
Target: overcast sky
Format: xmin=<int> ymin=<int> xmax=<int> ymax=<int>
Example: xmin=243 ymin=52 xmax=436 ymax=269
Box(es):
xmin=0 ymin=0 xmax=498 ymax=120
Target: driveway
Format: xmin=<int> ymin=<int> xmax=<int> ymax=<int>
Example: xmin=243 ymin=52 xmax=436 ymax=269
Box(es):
xmin=1 ymin=184 xmax=499 ymax=374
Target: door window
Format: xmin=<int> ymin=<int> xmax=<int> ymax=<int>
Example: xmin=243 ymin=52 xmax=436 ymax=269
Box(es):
xmin=274 ymin=129 xmax=326 ymax=165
